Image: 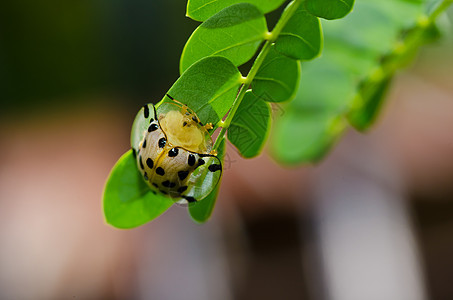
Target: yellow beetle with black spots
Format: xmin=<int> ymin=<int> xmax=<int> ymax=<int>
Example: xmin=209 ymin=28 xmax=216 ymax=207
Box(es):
xmin=131 ymin=95 xmax=222 ymax=204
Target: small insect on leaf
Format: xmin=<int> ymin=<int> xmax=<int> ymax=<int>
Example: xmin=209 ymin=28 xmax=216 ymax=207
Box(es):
xmin=131 ymin=98 xmax=223 ymax=205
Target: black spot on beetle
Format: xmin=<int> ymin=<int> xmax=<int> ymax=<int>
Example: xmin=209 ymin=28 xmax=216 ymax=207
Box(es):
xmin=192 ymin=116 xmax=198 ymax=123
xmin=178 ymin=186 xmax=188 ymax=193
xmin=184 ymin=196 xmax=197 ymax=203
xmin=183 ymin=121 xmax=187 ymax=127
xmin=208 ymin=164 xmax=222 ymax=172
xmin=160 ymin=189 xmax=168 ymax=195
xmin=149 ymin=118 xmax=154 ymax=123
xmin=132 ymin=148 xmax=137 ymax=158
xmin=162 ymin=180 xmax=176 ymax=188
xmin=146 ymin=158 xmax=154 ymax=169
xmin=178 ymin=170 xmax=189 ymax=181
xmin=156 ymin=167 xmax=165 ymax=176
xmin=188 ymin=154 xmax=196 ymax=166
xmin=139 ymin=156 xmax=144 ymax=169
xmin=148 ymin=123 xmax=158 ymax=132
xmin=142 ymin=139 xmax=147 ymax=148
xmin=168 ymin=148 xmax=179 ymax=157
xmin=143 ymin=105 xmax=149 ymax=118
xmin=152 ymin=183 xmax=159 ymax=188
xmin=144 ymin=172 xmax=148 ymax=180
xmin=197 ymin=158 xmax=205 ymax=166
xmin=158 ymin=138 xmax=166 ymax=148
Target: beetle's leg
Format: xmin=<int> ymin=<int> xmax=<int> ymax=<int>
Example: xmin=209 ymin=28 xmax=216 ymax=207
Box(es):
xmin=204 ymin=123 xmax=213 ymax=130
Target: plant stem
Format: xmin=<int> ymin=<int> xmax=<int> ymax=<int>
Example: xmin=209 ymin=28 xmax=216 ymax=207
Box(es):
xmin=349 ymin=0 xmax=452 ymax=119
xmin=212 ymin=0 xmax=302 ymax=150
xmin=429 ymin=0 xmax=453 ymax=21
xmin=377 ymin=0 xmax=451 ymax=80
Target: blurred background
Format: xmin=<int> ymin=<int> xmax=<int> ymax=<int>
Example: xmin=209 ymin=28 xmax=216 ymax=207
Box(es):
xmin=1 ymin=1 xmax=453 ymax=299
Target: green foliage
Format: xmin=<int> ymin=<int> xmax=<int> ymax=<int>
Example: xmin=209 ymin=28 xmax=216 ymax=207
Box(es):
xmin=275 ymin=4 xmax=323 ymax=60
xmin=271 ymin=59 xmax=353 ymax=164
xmin=105 ymin=56 xmax=240 ymax=228
xmin=348 ymin=77 xmax=393 ymax=130
xmin=272 ymin=0 xmax=451 ymax=165
xmin=180 ymin=3 xmax=268 ymax=73
xmin=227 ymin=91 xmax=271 ymax=158
xmin=252 ymin=45 xmax=301 ymax=103
xmin=186 ymin=0 xmax=287 ymax=21
xmin=103 ymin=150 xmax=173 ymax=229
xmin=104 ymin=0 xmax=451 ymax=227
xmin=272 ymin=110 xmax=346 ymax=163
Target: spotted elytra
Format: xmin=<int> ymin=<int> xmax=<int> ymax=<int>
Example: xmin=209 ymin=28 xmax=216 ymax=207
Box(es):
xmin=130 ymin=95 xmax=222 ymax=204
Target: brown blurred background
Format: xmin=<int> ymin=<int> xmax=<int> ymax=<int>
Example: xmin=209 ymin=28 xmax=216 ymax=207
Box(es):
xmin=1 ymin=1 xmax=453 ymax=300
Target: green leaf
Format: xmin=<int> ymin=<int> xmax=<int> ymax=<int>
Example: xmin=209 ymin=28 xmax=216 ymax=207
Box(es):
xmin=251 ymin=45 xmax=301 ymax=103
xmin=275 ymin=4 xmax=322 ymax=60
xmin=103 ymin=150 xmax=173 ymax=229
xmin=164 ymin=56 xmax=242 ymax=126
xmin=180 ymin=3 xmax=267 ymax=73
xmin=270 ymin=0 xmax=429 ymax=165
xmin=305 ymin=0 xmax=355 ymax=20
xmin=187 ymin=0 xmax=287 ymax=22
xmin=292 ymin=58 xmax=356 ymax=112
xmin=227 ymin=91 xmax=271 ymax=158
xmin=348 ymin=77 xmax=393 ymax=131
xmin=426 ymin=0 xmax=446 ymax=15
xmin=188 ymin=138 xmax=226 ymax=223
xmin=321 ymin=1 xmax=423 ymax=57
xmin=271 ymin=110 xmax=346 ymax=164
xmin=269 ymin=58 xmax=354 ymax=164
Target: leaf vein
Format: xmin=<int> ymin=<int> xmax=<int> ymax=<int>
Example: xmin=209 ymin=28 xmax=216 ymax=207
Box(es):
xmin=254 ymin=76 xmax=292 ymax=93
xmin=211 ymin=37 xmax=263 ymax=56
xmin=190 ymin=0 xmax=218 ymax=15
xmin=337 ymin=0 xmax=351 ymax=10
xmin=280 ymin=32 xmax=316 ymax=52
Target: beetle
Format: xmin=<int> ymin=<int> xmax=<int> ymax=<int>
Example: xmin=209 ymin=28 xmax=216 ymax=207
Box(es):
xmin=131 ymin=95 xmax=222 ymax=203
